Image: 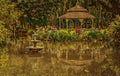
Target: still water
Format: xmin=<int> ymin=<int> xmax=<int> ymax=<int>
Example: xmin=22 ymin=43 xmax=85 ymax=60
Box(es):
xmin=0 ymin=41 xmax=120 ymax=76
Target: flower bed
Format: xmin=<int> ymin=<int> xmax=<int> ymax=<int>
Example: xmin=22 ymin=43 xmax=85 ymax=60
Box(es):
xmin=36 ymin=28 xmax=107 ymax=42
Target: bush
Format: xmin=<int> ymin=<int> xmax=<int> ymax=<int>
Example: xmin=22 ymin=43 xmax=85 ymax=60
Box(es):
xmin=88 ymin=30 xmax=97 ymax=38
xmin=38 ymin=28 xmax=108 ymax=41
xmin=58 ymin=32 xmax=64 ymax=40
xmin=80 ymin=30 xmax=89 ymax=40
xmin=49 ymin=31 xmax=58 ymax=40
xmin=0 ymin=21 xmax=10 ymax=48
xmin=107 ymin=15 xmax=120 ymax=49
xmin=66 ymin=34 xmax=75 ymax=40
xmin=98 ymin=29 xmax=107 ymax=40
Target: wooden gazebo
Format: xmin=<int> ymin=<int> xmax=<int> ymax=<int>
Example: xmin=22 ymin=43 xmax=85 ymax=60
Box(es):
xmin=58 ymin=1 xmax=95 ymax=29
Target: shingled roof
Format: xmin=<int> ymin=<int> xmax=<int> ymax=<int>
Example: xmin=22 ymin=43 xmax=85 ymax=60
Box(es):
xmin=59 ymin=5 xmax=95 ymax=19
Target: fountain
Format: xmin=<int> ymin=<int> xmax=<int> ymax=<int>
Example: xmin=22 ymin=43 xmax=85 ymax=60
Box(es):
xmin=27 ymin=33 xmax=44 ymax=53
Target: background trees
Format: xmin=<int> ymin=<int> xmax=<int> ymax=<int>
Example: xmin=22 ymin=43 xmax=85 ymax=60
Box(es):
xmin=107 ymin=15 xmax=120 ymax=49
xmin=0 ymin=0 xmax=22 ymax=45
xmin=0 ymin=0 xmax=119 ymax=28
xmin=0 ymin=0 xmax=22 ymax=29
xmin=14 ymin=0 xmax=119 ymax=28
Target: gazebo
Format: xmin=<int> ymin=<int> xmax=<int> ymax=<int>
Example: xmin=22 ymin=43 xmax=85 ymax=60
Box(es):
xmin=58 ymin=1 xmax=95 ymax=30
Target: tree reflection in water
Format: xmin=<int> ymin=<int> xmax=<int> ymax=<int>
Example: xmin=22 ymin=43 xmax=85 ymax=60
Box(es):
xmin=0 ymin=41 xmax=120 ymax=76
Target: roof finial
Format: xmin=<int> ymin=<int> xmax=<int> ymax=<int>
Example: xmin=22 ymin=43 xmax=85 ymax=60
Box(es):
xmin=76 ymin=0 xmax=80 ymax=7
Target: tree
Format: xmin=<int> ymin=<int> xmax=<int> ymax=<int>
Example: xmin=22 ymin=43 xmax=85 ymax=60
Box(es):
xmin=107 ymin=15 xmax=120 ymax=49
xmin=0 ymin=21 xmax=10 ymax=48
xmin=0 ymin=0 xmax=22 ymax=28
xmin=0 ymin=0 xmax=22 ymax=39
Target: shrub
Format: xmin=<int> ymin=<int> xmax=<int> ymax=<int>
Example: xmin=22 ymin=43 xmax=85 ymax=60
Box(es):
xmin=98 ymin=29 xmax=107 ymax=40
xmin=42 ymin=31 xmax=49 ymax=39
xmin=66 ymin=34 xmax=75 ymax=40
xmin=107 ymin=15 xmax=120 ymax=49
xmin=49 ymin=31 xmax=58 ymax=40
xmin=0 ymin=21 xmax=10 ymax=48
xmin=38 ymin=28 xmax=108 ymax=41
xmin=88 ymin=30 xmax=97 ymax=38
xmin=80 ymin=30 xmax=90 ymax=40
xmin=58 ymin=32 xmax=64 ymax=41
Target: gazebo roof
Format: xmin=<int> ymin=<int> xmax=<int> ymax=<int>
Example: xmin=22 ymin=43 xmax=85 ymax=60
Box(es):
xmin=67 ymin=6 xmax=88 ymax=12
xmin=59 ymin=5 xmax=95 ymax=19
xmin=59 ymin=12 xmax=95 ymax=19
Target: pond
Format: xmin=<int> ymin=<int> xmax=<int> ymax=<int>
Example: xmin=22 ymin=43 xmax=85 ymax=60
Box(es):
xmin=0 ymin=40 xmax=120 ymax=76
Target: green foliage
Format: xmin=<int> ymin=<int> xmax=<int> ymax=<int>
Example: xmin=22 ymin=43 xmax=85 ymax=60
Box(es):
xmin=0 ymin=48 xmax=9 ymax=68
xmin=42 ymin=32 xmax=49 ymax=39
xmin=98 ymin=29 xmax=107 ymax=40
xmin=88 ymin=30 xmax=97 ymax=38
xmin=58 ymin=32 xmax=64 ymax=40
xmin=49 ymin=31 xmax=58 ymax=40
xmin=0 ymin=0 xmax=22 ymax=39
xmin=107 ymin=15 xmax=120 ymax=49
xmin=66 ymin=34 xmax=75 ymax=40
xmin=0 ymin=21 xmax=10 ymax=48
xmin=38 ymin=28 xmax=107 ymax=41
xmin=16 ymin=0 xmax=119 ymax=28
xmin=0 ymin=0 xmax=22 ymax=26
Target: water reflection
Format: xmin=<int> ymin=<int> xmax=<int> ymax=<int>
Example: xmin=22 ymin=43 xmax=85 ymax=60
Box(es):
xmin=0 ymin=41 xmax=120 ymax=76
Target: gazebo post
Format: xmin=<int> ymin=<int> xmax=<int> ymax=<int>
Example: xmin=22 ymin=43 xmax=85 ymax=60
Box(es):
xmin=66 ymin=19 xmax=69 ymax=31
xmin=79 ymin=19 xmax=83 ymax=28
xmin=92 ymin=19 xmax=94 ymax=28
xmin=79 ymin=19 xmax=81 ymax=28
xmin=59 ymin=19 xmax=62 ymax=29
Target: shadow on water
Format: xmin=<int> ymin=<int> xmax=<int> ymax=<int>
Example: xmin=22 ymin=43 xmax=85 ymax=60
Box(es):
xmin=0 ymin=40 xmax=120 ymax=76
